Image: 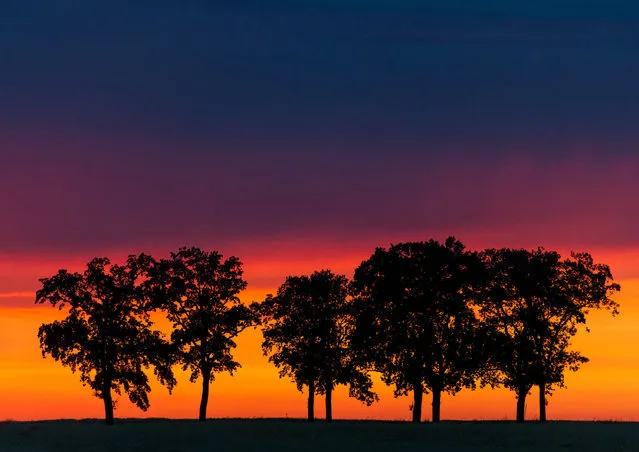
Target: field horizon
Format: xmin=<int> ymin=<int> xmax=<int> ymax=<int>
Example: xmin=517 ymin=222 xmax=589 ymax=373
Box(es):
xmin=2 ymin=418 xmax=638 ymax=452
xmin=1 ymin=417 xmax=633 ymax=424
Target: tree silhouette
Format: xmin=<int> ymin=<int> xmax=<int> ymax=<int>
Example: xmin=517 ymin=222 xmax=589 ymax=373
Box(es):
xmin=260 ymin=270 xmax=377 ymax=422
xmin=350 ymin=238 xmax=486 ymax=423
xmin=151 ymin=247 xmax=255 ymax=422
xmin=479 ymin=248 xmax=620 ymax=422
xmin=478 ymin=248 xmax=545 ymax=422
xmin=35 ymin=255 xmax=176 ymax=425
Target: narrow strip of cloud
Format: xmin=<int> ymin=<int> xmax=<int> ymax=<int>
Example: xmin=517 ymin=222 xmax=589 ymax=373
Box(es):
xmin=0 ymin=292 xmax=35 ymax=298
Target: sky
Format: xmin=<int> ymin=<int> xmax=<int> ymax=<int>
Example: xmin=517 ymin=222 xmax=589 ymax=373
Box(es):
xmin=1 ymin=0 xmax=639 ymax=421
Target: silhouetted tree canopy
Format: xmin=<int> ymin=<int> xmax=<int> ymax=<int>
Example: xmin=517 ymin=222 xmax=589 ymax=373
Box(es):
xmin=151 ymin=247 xmax=255 ymax=422
xmin=350 ymin=237 xmax=486 ymax=423
xmin=30 ymin=239 xmax=622 ymax=425
xmin=479 ymin=248 xmax=620 ymax=422
xmin=260 ymin=270 xmax=377 ymax=422
xmin=35 ymin=255 xmax=176 ymax=425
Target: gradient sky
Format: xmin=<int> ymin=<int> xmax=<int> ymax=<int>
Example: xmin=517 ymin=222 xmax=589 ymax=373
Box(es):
xmin=1 ymin=1 xmax=639 ymax=421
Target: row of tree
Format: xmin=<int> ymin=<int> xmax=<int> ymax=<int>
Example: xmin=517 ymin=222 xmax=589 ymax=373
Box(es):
xmin=34 ymin=239 xmax=620 ymax=425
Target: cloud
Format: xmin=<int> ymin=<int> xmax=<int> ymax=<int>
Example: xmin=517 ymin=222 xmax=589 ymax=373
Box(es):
xmin=0 ymin=293 xmax=34 ymax=298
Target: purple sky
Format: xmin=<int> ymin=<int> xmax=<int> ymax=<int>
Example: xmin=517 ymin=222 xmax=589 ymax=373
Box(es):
xmin=1 ymin=1 xmax=638 ymax=256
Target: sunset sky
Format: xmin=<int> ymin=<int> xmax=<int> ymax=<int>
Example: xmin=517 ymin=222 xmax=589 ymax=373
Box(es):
xmin=2 ymin=1 xmax=639 ymax=421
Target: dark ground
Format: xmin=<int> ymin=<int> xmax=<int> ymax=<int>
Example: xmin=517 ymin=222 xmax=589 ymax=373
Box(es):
xmin=1 ymin=419 xmax=637 ymax=452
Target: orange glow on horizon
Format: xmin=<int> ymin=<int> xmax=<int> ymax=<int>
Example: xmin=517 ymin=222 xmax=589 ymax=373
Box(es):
xmin=0 ymin=247 xmax=638 ymax=422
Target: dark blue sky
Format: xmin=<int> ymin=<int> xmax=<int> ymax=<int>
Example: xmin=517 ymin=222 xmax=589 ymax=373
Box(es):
xmin=1 ymin=1 xmax=638 ymax=254
xmin=2 ymin=1 xmax=638 ymax=147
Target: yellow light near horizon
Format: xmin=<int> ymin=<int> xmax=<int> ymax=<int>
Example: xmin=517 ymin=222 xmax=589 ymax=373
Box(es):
xmin=0 ymin=263 xmax=637 ymax=421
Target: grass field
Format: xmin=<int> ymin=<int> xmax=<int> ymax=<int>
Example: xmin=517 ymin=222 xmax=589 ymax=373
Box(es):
xmin=1 ymin=419 xmax=637 ymax=452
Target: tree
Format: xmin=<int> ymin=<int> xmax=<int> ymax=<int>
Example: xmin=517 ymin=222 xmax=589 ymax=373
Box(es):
xmin=478 ymin=248 xmax=546 ymax=422
xmin=350 ymin=238 xmax=486 ymax=423
xmin=35 ymin=255 xmax=176 ymax=425
xmin=478 ymin=248 xmax=620 ymax=422
xmin=151 ymin=247 xmax=256 ymax=422
xmin=260 ymin=270 xmax=377 ymax=422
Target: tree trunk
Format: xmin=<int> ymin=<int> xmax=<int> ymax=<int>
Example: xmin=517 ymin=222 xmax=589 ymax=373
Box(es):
xmin=431 ymin=387 xmax=441 ymax=423
xmin=103 ymin=379 xmax=114 ymax=426
xmin=325 ymin=386 xmax=332 ymax=423
xmin=198 ymin=367 xmax=211 ymax=422
xmin=539 ymin=381 xmax=547 ymax=422
xmin=307 ymin=381 xmax=315 ymax=422
xmin=412 ymin=384 xmax=423 ymax=423
xmin=516 ymin=387 xmax=527 ymax=423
